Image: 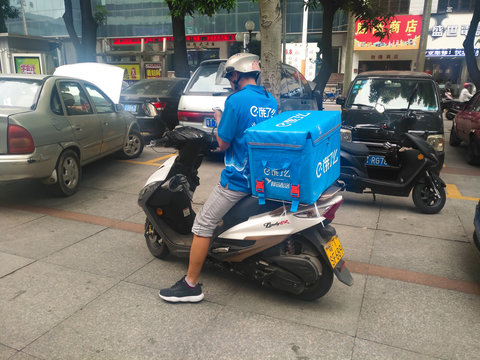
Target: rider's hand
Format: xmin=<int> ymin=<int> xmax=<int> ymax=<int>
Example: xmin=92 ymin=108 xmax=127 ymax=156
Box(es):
xmin=213 ymin=108 xmax=222 ymax=126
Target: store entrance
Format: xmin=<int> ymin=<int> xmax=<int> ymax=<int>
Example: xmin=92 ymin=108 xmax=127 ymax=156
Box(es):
xmin=358 ymin=60 xmax=412 ymax=73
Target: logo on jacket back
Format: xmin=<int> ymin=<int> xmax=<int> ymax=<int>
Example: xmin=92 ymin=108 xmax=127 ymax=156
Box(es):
xmin=250 ymin=106 xmax=276 ymax=118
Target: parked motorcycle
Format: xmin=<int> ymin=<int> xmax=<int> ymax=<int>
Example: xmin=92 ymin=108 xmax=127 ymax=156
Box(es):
xmin=138 ymin=125 xmax=353 ymax=300
xmin=340 ymin=104 xmax=447 ymax=214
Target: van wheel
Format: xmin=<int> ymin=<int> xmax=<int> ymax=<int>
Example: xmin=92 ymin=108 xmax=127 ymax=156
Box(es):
xmin=412 ymin=182 xmax=446 ymax=214
xmin=449 ymin=123 xmax=461 ymax=146
xmin=145 ymin=219 xmax=169 ymax=259
xmin=50 ymin=150 xmax=81 ymax=196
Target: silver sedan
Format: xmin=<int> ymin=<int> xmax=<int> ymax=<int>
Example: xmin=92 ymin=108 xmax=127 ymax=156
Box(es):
xmin=0 ymin=73 xmax=144 ymax=196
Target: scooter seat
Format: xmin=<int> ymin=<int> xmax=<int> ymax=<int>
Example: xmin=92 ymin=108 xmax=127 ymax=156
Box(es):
xmin=341 ymin=142 xmax=370 ymax=156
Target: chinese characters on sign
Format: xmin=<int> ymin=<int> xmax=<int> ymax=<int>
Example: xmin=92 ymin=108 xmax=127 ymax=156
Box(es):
xmin=113 ymin=34 xmax=236 ymax=46
xmin=427 ymin=14 xmax=480 ymax=57
xmin=145 ymin=63 xmax=161 ymax=79
xmin=354 ymin=15 xmax=422 ymax=51
xmin=14 ymin=56 xmax=41 ymax=74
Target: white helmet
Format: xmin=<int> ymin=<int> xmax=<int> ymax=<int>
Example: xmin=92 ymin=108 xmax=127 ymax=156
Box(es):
xmin=223 ymin=53 xmax=261 ymax=79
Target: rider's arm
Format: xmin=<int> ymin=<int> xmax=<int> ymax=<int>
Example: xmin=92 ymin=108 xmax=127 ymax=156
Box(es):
xmin=216 ymin=134 xmax=230 ymax=152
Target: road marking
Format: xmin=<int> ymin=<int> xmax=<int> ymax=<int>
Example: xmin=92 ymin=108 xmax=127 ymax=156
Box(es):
xmin=120 ymin=153 xmax=176 ymax=166
xmin=446 ymin=184 xmax=480 ymax=201
xmin=7 ymin=203 xmax=480 ymax=297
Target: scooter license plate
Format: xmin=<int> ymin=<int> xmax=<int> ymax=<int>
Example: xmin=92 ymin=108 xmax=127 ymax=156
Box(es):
xmin=324 ymin=236 xmax=344 ymax=268
xmin=204 ymin=117 xmax=217 ymax=128
xmin=365 ymin=155 xmax=390 ymax=167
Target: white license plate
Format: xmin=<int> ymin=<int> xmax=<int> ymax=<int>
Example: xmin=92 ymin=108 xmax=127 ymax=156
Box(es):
xmin=365 ymin=155 xmax=389 ymax=167
xmin=204 ymin=117 xmax=217 ymax=128
xmin=123 ymin=104 xmax=137 ymax=112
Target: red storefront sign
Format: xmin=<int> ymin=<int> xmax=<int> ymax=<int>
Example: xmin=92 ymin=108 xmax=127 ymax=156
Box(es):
xmin=113 ymin=34 xmax=236 ymax=45
xmin=354 ymin=15 xmax=422 ymax=50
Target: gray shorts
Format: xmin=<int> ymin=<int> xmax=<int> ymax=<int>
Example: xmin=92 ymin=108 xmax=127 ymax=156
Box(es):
xmin=192 ymin=183 xmax=249 ymax=238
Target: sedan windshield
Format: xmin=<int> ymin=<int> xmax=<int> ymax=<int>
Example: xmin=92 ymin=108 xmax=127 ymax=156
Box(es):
xmin=0 ymin=79 xmax=42 ymax=108
xmin=346 ymin=78 xmax=439 ymax=111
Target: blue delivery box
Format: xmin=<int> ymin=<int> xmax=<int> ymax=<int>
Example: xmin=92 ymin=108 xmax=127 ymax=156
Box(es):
xmin=245 ymin=110 xmax=341 ymax=212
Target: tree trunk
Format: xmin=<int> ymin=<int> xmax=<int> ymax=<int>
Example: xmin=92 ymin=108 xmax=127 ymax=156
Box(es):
xmin=63 ymin=0 xmax=81 ymax=49
xmin=463 ymin=0 xmax=480 ymax=89
xmin=259 ymin=0 xmax=282 ymax=104
xmin=167 ymin=1 xmax=190 ymax=78
xmin=79 ymin=0 xmax=98 ymax=62
xmin=312 ymin=1 xmax=336 ymax=110
xmin=0 ymin=18 xmax=7 ymax=33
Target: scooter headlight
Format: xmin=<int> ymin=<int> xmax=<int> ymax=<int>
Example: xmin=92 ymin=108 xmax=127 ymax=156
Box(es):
xmin=427 ymin=134 xmax=444 ymax=152
xmin=341 ymin=128 xmax=352 ymax=142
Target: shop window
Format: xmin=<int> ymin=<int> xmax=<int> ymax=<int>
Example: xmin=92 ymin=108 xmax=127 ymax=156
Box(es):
xmin=437 ymin=0 xmax=475 ymax=12
xmin=371 ymin=0 xmax=410 ymax=14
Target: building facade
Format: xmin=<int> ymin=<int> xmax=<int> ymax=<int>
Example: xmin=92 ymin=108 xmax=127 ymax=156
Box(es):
xmin=3 ymin=0 xmax=478 ymax=91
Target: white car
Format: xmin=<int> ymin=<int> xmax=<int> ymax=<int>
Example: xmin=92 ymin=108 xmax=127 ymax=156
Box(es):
xmin=177 ymin=59 xmax=318 ymax=144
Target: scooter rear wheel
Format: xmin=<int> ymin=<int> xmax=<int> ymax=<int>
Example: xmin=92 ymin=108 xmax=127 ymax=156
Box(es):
xmin=412 ymin=182 xmax=446 ymax=214
xmin=295 ymin=253 xmax=334 ymax=301
xmin=145 ymin=219 xmax=169 ymax=259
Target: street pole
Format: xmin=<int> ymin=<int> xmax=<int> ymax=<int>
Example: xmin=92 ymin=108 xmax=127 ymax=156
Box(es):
xmin=416 ymin=0 xmax=432 ymax=72
xmin=282 ymin=0 xmax=286 ymax=63
xmin=342 ymin=14 xmax=355 ymax=96
xmin=301 ymin=5 xmax=308 ymax=76
xmin=20 ymin=0 xmax=28 ymax=35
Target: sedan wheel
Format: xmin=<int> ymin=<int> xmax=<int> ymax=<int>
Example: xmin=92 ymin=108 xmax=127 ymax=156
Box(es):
xmin=119 ymin=130 xmax=144 ymax=159
xmin=51 ymin=149 xmax=81 ymax=196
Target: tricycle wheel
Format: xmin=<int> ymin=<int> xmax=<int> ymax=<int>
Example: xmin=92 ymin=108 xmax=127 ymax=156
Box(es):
xmin=449 ymin=123 xmax=461 ymax=147
xmin=467 ymin=139 xmax=480 ymax=165
xmin=473 ymin=231 xmax=480 ymax=252
xmin=145 ymin=219 xmax=169 ymax=259
xmin=412 ymin=182 xmax=446 ymax=214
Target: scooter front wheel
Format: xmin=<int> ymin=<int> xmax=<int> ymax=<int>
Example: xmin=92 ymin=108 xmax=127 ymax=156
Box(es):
xmin=145 ymin=219 xmax=169 ymax=259
xmin=412 ymin=182 xmax=446 ymax=214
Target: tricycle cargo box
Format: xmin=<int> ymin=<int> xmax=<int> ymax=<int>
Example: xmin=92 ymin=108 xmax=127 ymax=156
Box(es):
xmin=245 ymin=110 xmax=341 ymax=211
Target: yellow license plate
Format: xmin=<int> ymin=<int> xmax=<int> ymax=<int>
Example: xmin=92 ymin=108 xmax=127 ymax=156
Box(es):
xmin=324 ymin=236 xmax=344 ymax=268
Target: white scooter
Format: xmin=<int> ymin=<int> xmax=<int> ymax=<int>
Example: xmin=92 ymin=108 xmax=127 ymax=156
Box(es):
xmin=137 ymin=125 xmax=353 ymax=300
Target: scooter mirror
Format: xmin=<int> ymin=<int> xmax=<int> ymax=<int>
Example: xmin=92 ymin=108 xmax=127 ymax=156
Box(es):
xmin=375 ymin=103 xmax=385 ymax=114
xmin=143 ymin=102 xmax=158 ymax=117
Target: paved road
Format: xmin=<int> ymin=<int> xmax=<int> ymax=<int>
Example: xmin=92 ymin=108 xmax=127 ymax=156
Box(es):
xmin=0 ymin=118 xmax=479 ymax=359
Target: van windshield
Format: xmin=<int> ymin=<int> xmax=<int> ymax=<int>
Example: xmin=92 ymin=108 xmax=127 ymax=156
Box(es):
xmin=346 ymin=78 xmax=439 ymax=111
xmin=186 ymin=62 xmax=232 ymax=94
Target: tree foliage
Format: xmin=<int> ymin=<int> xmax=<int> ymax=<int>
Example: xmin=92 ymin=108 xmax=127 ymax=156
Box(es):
xmin=167 ymin=0 xmax=236 ymax=78
xmin=463 ymin=0 xmax=480 ymax=89
xmin=63 ymin=0 xmax=107 ymax=63
xmin=0 ymin=0 xmax=19 ymax=33
xmin=304 ymin=0 xmax=393 ymax=109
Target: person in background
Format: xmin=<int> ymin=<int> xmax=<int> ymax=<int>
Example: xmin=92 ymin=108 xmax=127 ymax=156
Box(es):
xmin=158 ymin=53 xmax=278 ymax=303
xmin=459 ymin=83 xmax=473 ymax=102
